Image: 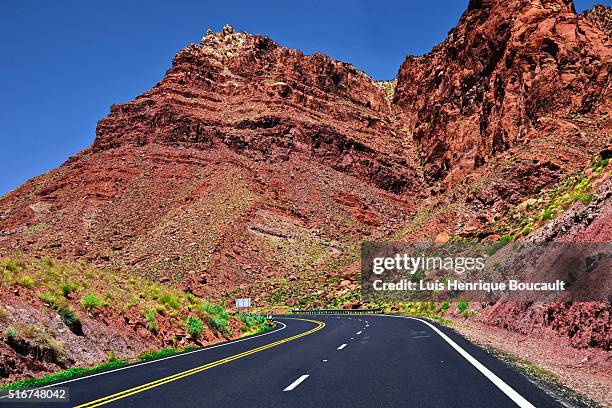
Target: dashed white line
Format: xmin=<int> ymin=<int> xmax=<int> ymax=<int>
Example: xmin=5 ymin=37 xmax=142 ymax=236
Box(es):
xmin=337 ymin=343 xmax=347 ymax=350
xmin=284 ymin=374 xmax=310 ymax=391
xmin=356 ymin=331 xmax=362 ymax=335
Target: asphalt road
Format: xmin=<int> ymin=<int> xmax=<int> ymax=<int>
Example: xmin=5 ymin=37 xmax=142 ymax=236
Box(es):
xmin=2 ymin=315 xmax=566 ymax=407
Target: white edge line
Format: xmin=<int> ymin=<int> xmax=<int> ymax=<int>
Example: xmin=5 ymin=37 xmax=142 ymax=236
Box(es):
xmin=1 ymin=321 xmax=287 ymax=394
xmin=283 ymin=374 xmax=309 ymax=391
xmin=383 ymin=315 xmax=535 ymax=408
xmin=337 ymin=343 xmax=347 ymax=350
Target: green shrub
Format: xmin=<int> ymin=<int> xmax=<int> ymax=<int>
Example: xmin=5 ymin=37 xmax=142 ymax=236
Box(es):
xmin=61 ymin=282 xmax=78 ymax=297
xmin=81 ymin=294 xmax=104 ymax=310
xmin=186 ymin=316 xmax=204 ymax=339
xmin=540 ymin=208 xmax=553 ymax=221
xmin=593 ymin=158 xmax=609 ymax=174
xmin=58 ymin=306 xmax=82 ymax=335
xmin=19 ymin=276 xmax=35 ymax=288
xmin=143 ymin=310 xmax=157 ymax=333
xmin=138 ymin=348 xmax=178 ymax=361
xmin=207 ymin=315 xmax=230 ymax=336
xmin=39 ymin=290 xmax=58 ymax=305
xmin=575 ymin=193 xmax=593 ymax=204
xmin=200 ymin=302 xmax=229 ymax=320
xmin=158 ymin=293 xmax=180 ymax=309
xmin=437 ymin=301 xmax=450 ymax=314
xmin=1 ymin=360 xmax=127 ymax=390
xmin=198 ymin=302 xmax=230 ymax=336
xmin=238 ymin=314 xmax=270 ymax=335
xmin=6 ymin=327 xmax=17 ymax=340
xmin=520 ymin=224 xmax=532 ymax=236
xmin=499 ymin=235 xmax=513 ymax=244
xmin=2 ymin=260 xmax=20 ymax=272
xmin=457 ymin=299 xmax=469 ymax=313
xmin=137 ymin=345 xmax=199 ymax=362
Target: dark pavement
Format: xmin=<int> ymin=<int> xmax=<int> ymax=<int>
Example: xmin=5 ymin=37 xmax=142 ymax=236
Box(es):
xmin=1 ymin=315 xmax=565 ymax=407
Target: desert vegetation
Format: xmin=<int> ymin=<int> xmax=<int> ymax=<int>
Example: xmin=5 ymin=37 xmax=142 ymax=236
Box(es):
xmin=0 ymin=254 xmax=270 ymax=387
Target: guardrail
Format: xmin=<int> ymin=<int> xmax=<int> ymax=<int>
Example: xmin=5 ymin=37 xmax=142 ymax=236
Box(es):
xmin=291 ymin=308 xmax=382 ymax=315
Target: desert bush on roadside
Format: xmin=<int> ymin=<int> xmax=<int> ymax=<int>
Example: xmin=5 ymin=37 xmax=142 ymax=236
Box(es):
xmin=157 ymin=293 xmax=180 ymax=309
xmin=238 ymin=314 xmax=270 ymax=335
xmin=200 ymin=302 xmax=229 ymax=320
xmin=61 ymin=282 xmax=78 ymax=297
xmin=58 ymin=306 xmax=83 ymax=335
xmin=138 ymin=345 xmax=200 ymax=362
xmin=81 ymin=293 xmax=104 ymax=310
xmin=39 ymin=290 xmax=64 ymax=309
xmin=6 ymin=327 xmax=17 ymax=341
xmin=1 ymin=360 xmax=127 ymax=390
xmin=143 ymin=310 xmax=157 ymax=333
xmin=206 ymin=315 xmax=230 ymax=336
xmin=457 ymin=299 xmax=469 ymax=313
xmin=186 ymin=316 xmax=204 ymax=340
xmin=2 ymin=260 xmax=21 ymax=272
xmin=198 ymin=302 xmax=230 ymax=336
xmin=18 ymin=275 xmax=35 ymax=288
xmin=592 ymin=158 xmax=608 ymax=174
xmin=437 ymin=301 xmax=450 ymax=314
xmin=138 ymin=348 xmax=178 ymax=361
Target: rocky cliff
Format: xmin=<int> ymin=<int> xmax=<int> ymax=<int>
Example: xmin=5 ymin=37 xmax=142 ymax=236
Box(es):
xmin=394 ymin=0 xmax=610 ymax=187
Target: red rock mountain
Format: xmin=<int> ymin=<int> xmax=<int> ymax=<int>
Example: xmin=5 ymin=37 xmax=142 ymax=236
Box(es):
xmin=395 ymin=0 xmax=610 ymax=185
xmin=0 ymin=0 xmax=610 ymax=306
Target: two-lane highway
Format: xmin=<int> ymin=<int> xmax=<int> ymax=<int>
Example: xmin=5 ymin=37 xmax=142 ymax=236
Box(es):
xmin=5 ymin=315 xmax=566 ymax=407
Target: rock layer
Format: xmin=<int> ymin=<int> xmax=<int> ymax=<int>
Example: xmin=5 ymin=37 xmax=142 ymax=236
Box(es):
xmin=95 ymin=25 xmax=421 ymax=194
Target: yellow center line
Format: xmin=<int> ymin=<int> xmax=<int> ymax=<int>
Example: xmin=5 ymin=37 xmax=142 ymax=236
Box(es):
xmin=74 ymin=318 xmax=325 ymax=408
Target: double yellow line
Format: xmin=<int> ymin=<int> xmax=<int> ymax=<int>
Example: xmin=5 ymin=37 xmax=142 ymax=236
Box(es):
xmin=75 ymin=318 xmax=324 ymax=407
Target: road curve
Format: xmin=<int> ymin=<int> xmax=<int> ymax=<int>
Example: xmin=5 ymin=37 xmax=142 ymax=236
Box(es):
xmin=4 ymin=315 xmax=565 ymax=407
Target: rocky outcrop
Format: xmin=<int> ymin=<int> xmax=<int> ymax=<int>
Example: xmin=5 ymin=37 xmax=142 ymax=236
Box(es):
xmin=94 ymin=25 xmax=421 ymax=194
xmin=394 ymin=0 xmax=611 ymax=185
xmin=583 ymin=4 xmax=612 ymax=38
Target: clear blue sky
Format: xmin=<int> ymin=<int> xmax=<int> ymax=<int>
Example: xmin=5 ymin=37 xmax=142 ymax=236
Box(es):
xmin=0 ymin=1 xmax=603 ymax=195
